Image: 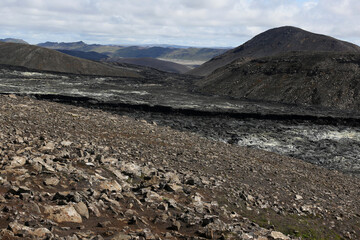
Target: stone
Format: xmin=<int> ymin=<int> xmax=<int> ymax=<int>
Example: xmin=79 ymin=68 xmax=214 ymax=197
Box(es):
xmin=100 ymin=180 xmax=122 ymax=192
xmin=111 ymin=233 xmax=132 ymax=240
xmin=164 ymin=183 xmax=183 ymax=192
xmin=128 ymin=216 xmax=137 ymax=225
xmin=92 ymin=235 xmax=105 ymax=240
xmin=145 ymin=191 xmax=162 ymax=202
xmin=164 ymin=172 xmax=181 ymax=183
xmin=301 ymin=205 xmax=313 ymax=213
xmin=44 ymin=205 xmax=82 ymax=223
xmin=0 ymin=229 xmax=14 ymax=238
xmin=8 ymin=156 xmax=26 ymax=168
xmin=44 ymin=177 xmax=60 ymax=186
xmin=40 ymin=142 xmax=56 ymax=151
xmin=97 ymin=221 xmax=112 ymax=228
xmin=88 ymin=203 xmax=101 ymax=217
xmin=269 ymin=231 xmax=289 ymax=240
xmin=61 ymin=140 xmax=73 ymax=146
xmin=171 ymin=221 xmax=181 ymax=231
xmin=120 ymin=162 xmax=141 ymax=177
xmin=8 ymin=222 xmax=52 ymax=239
xmin=100 ymin=157 xmax=118 ymax=164
xmin=74 ymin=202 xmax=89 ymax=219
xmin=295 ymin=194 xmax=303 ymax=201
xmin=157 ymin=202 xmax=168 ymax=211
xmin=31 ymin=228 xmax=53 ymax=239
xmin=33 ymin=157 xmax=55 ymax=172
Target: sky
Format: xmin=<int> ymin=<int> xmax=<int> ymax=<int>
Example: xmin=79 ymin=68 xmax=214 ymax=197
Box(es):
xmin=1 ymin=0 xmax=360 ymax=47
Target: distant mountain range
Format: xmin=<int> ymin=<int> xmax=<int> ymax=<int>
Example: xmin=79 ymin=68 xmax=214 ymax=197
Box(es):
xmin=0 ymin=38 xmax=28 ymax=44
xmin=37 ymin=41 xmax=228 ymax=62
xmin=110 ymin=46 xmax=227 ymax=61
xmin=189 ymin=26 xmax=360 ymax=76
xmin=38 ymin=41 xmax=122 ymax=54
xmin=55 ymin=49 xmax=109 ymax=61
xmin=2 ymin=26 xmax=360 ymax=111
xmin=0 ymin=42 xmax=140 ymax=77
xmin=107 ymin=57 xmax=191 ymax=74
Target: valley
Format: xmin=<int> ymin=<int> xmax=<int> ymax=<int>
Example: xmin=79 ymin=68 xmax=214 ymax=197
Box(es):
xmin=1 ymin=26 xmax=360 ymax=239
xmin=1 ymin=65 xmax=359 ymax=178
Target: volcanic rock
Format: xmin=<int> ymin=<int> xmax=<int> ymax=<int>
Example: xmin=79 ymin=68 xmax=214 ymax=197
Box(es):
xmin=196 ymin=52 xmax=360 ymax=111
xmin=189 ymin=26 xmax=360 ymax=76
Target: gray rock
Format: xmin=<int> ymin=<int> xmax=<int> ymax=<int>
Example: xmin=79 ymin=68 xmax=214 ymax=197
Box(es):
xmin=74 ymin=202 xmax=89 ymax=219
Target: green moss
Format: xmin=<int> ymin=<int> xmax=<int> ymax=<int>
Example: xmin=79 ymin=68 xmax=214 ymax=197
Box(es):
xmin=215 ymin=195 xmax=344 ymax=240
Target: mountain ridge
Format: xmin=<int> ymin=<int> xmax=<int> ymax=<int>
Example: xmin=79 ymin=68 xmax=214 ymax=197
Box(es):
xmin=196 ymin=51 xmax=360 ymax=111
xmin=38 ymin=41 xmax=228 ymax=62
xmin=0 ymin=38 xmax=28 ymax=44
xmin=107 ymin=57 xmax=191 ymax=74
xmin=0 ymin=42 xmax=140 ymax=77
xmin=189 ymin=26 xmax=360 ymax=76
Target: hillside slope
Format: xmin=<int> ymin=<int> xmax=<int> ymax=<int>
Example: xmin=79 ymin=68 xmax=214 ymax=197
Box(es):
xmin=197 ymin=52 xmax=360 ymax=111
xmin=0 ymin=42 xmax=140 ymax=77
xmin=189 ymin=26 xmax=360 ymax=76
xmin=0 ymin=94 xmax=360 ymax=239
xmin=108 ymin=57 xmax=191 ymax=73
xmin=56 ymin=49 xmax=109 ymax=61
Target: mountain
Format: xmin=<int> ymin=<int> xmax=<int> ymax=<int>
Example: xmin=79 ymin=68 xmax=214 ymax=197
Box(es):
xmin=111 ymin=46 xmax=174 ymax=58
xmin=160 ymin=47 xmax=227 ymax=61
xmin=108 ymin=57 xmax=191 ymax=73
xmin=56 ymin=49 xmax=109 ymax=61
xmin=38 ymin=41 xmax=88 ymax=50
xmin=0 ymin=38 xmax=28 ymax=44
xmin=0 ymin=42 xmax=140 ymax=77
xmin=38 ymin=41 xmax=227 ymax=62
xmin=189 ymin=26 xmax=360 ymax=76
xmin=196 ymin=51 xmax=360 ymax=111
xmin=38 ymin=41 xmax=122 ymax=53
xmin=111 ymin=46 xmax=227 ymax=61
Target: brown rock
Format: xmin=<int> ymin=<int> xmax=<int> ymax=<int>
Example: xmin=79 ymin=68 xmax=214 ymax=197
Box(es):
xmin=111 ymin=233 xmax=132 ymax=240
xmin=40 ymin=142 xmax=56 ymax=151
xmin=269 ymin=231 xmax=289 ymax=240
xmin=165 ymin=183 xmax=183 ymax=192
xmin=44 ymin=205 xmax=82 ymax=223
xmin=8 ymin=156 xmax=26 ymax=168
xmin=44 ymin=177 xmax=60 ymax=186
xmin=100 ymin=180 xmax=122 ymax=192
xmin=8 ymin=222 xmax=52 ymax=239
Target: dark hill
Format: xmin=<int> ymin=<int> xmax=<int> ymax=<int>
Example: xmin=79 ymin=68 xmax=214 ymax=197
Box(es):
xmin=109 ymin=57 xmax=191 ymax=73
xmin=189 ymin=26 xmax=360 ymax=76
xmin=0 ymin=42 xmax=140 ymax=77
xmin=196 ymin=52 xmax=360 ymax=111
xmin=56 ymin=49 xmax=109 ymax=61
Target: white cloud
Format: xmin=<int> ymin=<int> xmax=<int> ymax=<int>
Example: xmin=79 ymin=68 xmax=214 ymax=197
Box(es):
xmin=1 ymin=0 xmax=360 ymax=47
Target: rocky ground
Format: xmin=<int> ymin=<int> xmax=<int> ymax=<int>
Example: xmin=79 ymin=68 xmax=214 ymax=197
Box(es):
xmin=1 ymin=94 xmax=360 ymax=239
xmin=117 ymin=110 xmax=360 ymax=177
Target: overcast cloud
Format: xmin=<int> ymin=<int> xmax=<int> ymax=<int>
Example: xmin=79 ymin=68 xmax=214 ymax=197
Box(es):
xmin=1 ymin=0 xmax=360 ymax=47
